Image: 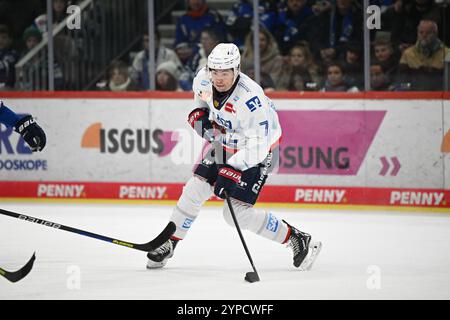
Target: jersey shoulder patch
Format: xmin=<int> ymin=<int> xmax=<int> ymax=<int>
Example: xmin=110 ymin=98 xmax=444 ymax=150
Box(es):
xmin=232 ymin=77 xmax=266 ymax=117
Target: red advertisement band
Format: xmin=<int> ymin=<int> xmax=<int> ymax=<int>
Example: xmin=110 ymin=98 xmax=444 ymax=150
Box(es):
xmin=0 ymin=181 xmax=448 ymax=210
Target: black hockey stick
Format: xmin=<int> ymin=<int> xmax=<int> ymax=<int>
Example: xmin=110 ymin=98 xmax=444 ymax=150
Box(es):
xmin=224 ymin=191 xmax=260 ymax=283
xmin=0 ymin=252 xmax=36 ymax=283
xmin=209 ymin=135 xmax=260 ymax=283
xmin=0 ymin=208 xmax=175 ymax=252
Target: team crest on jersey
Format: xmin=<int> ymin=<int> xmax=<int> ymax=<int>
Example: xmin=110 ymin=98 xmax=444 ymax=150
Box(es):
xmin=215 ymin=114 xmax=232 ymax=129
xmin=224 ymin=102 xmax=236 ymax=115
xmin=213 ymin=100 xmax=219 ymax=108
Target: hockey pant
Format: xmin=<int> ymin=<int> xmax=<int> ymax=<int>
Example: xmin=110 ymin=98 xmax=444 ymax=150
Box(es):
xmin=169 ymin=176 xmax=289 ymax=244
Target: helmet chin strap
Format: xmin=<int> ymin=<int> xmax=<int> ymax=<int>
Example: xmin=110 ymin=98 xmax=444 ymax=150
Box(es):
xmin=233 ymin=66 xmax=240 ymax=83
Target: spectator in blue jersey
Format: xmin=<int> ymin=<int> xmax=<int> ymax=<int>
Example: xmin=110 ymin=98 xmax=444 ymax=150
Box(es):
xmin=225 ymin=0 xmax=278 ymax=49
xmin=312 ymin=0 xmax=363 ymax=65
xmin=174 ymin=0 xmax=227 ymax=49
xmin=272 ymin=0 xmax=315 ymax=56
xmin=0 ymin=25 xmax=19 ymax=90
xmin=370 ymin=0 xmax=394 ymax=13
xmin=0 ymin=100 xmax=46 ymax=152
xmin=175 ymin=42 xmax=202 ymax=91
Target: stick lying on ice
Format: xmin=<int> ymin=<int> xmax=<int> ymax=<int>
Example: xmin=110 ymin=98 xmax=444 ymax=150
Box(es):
xmin=0 ymin=208 xmax=175 ymax=252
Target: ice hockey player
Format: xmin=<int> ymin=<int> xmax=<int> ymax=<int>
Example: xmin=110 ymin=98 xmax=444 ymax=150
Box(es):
xmin=147 ymin=43 xmax=321 ymax=271
xmin=0 ymin=100 xmax=46 ymax=152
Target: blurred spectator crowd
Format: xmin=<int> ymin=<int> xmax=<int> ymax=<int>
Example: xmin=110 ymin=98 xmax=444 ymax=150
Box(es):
xmin=1 ymin=0 xmax=449 ymax=92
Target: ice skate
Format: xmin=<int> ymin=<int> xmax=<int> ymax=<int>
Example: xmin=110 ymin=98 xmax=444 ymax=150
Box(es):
xmin=283 ymin=220 xmax=322 ymax=270
xmin=146 ymin=238 xmax=178 ymax=269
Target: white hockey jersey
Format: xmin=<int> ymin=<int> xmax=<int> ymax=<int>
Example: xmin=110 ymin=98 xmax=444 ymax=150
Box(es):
xmin=192 ymin=67 xmax=282 ymax=171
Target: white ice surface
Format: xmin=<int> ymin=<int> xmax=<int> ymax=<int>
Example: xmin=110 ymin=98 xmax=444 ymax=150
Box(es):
xmin=1 ymin=203 xmax=450 ymax=300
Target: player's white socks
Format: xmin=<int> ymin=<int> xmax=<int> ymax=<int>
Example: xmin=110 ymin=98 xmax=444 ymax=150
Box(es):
xmin=222 ymin=199 xmax=289 ymax=244
xmin=170 ymin=176 xmax=213 ymax=240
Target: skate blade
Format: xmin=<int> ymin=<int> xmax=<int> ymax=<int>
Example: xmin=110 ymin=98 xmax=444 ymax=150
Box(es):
xmin=146 ymin=259 xmax=168 ymax=269
xmin=299 ymin=241 xmax=322 ymax=271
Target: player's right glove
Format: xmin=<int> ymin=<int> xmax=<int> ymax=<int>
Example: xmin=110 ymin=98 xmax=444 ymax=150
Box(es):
xmin=14 ymin=115 xmax=47 ymax=152
xmin=214 ymin=165 xmax=242 ymax=199
xmin=188 ymin=107 xmax=214 ymax=142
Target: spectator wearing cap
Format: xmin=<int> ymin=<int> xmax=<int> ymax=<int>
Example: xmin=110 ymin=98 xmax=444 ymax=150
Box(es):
xmin=19 ymin=25 xmax=65 ymax=90
xmin=0 ymin=25 xmax=19 ymax=90
xmin=398 ymin=20 xmax=450 ymax=91
xmin=22 ymin=26 xmax=43 ymax=53
xmin=174 ymin=0 xmax=227 ymax=48
xmin=156 ymin=61 xmax=182 ymax=91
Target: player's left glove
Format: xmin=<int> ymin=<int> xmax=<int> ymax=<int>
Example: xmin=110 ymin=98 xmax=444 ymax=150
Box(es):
xmin=14 ymin=115 xmax=47 ymax=152
xmin=214 ymin=165 xmax=242 ymax=199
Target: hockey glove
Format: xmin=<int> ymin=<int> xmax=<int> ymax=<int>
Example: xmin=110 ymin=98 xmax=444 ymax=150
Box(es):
xmin=214 ymin=165 xmax=242 ymax=199
xmin=14 ymin=115 xmax=47 ymax=152
xmin=188 ymin=108 xmax=214 ymax=142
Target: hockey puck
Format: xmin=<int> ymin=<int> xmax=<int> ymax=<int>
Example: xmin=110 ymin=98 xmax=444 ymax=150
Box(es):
xmin=244 ymin=272 xmax=260 ymax=283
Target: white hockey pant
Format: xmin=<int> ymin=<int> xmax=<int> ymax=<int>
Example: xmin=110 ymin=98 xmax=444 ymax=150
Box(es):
xmin=170 ymin=176 xmax=288 ymax=243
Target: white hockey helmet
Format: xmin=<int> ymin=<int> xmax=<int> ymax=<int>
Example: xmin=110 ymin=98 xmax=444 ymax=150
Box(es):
xmin=207 ymin=43 xmax=241 ymax=82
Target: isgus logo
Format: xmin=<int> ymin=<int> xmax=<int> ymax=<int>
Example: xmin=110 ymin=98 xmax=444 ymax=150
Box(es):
xmin=81 ymin=123 xmax=179 ymax=156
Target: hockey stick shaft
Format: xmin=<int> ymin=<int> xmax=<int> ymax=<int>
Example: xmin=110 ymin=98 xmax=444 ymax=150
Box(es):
xmin=0 ymin=208 xmax=175 ymax=252
xmin=224 ymin=191 xmax=259 ymax=276
xmin=210 ymin=138 xmax=259 ymax=279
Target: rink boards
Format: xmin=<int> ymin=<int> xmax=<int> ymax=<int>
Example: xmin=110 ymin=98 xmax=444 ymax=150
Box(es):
xmin=0 ymin=91 xmax=449 ymax=211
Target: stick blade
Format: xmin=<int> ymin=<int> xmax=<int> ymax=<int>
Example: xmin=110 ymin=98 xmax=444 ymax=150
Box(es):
xmin=136 ymin=222 xmax=176 ymax=252
xmin=1 ymin=252 xmax=36 ymax=283
xmin=245 ymin=272 xmax=260 ymax=283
